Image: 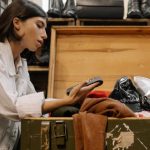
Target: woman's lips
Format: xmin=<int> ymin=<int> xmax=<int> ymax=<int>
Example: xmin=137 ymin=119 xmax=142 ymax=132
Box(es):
xmin=37 ymin=40 xmax=43 ymax=48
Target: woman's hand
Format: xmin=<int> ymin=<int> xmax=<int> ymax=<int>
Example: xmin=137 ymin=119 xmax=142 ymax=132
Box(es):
xmin=42 ymin=81 xmax=99 ymax=114
xmin=66 ymin=81 xmax=99 ymax=105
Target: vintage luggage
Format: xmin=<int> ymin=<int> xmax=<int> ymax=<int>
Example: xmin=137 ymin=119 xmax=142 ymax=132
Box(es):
xmin=21 ymin=117 xmax=150 ymax=150
xmin=21 ymin=118 xmax=75 ymax=150
xmin=21 ymin=26 xmax=150 ymax=149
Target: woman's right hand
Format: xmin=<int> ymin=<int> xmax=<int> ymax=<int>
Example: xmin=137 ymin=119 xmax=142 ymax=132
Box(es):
xmin=66 ymin=81 xmax=99 ymax=105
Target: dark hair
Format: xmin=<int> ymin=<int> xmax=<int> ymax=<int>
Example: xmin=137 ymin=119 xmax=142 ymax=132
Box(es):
xmin=0 ymin=0 xmax=47 ymax=42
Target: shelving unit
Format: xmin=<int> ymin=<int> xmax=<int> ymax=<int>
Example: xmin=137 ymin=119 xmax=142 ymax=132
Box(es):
xmin=48 ymin=17 xmax=75 ymax=25
xmin=29 ymin=71 xmax=48 ymax=96
xmin=76 ymin=18 xmax=150 ymax=26
xmin=28 ymin=66 xmax=49 ymax=72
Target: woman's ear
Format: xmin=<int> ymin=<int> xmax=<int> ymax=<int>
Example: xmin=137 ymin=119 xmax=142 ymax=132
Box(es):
xmin=13 ymin=17 xmax=24 ymax=37
xmin=13 ymin=17 xmax=21 ymax=31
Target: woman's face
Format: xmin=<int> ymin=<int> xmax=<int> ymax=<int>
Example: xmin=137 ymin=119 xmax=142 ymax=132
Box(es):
xmin=15 ymin=17 xmax=47 ymax=52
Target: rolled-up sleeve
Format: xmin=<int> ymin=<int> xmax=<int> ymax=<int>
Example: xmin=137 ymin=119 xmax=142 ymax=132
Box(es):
xmin=16 ymin=92 xmax=44 ymax=118
xmin=0 ymin=80 xmax=45 ymax=120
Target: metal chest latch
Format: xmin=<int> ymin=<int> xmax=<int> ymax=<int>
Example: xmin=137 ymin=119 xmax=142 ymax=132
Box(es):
xmin=53 ymin=120 xmax=68 ymax=147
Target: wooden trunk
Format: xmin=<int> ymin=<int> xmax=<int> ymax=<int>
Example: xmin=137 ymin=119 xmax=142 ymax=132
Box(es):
xmin=21 ymin=26 xmax=150 ymax=150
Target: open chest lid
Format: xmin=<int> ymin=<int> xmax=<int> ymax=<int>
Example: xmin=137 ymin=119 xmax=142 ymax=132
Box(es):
xmin=48 ymin=26 xmax=150 ymax=98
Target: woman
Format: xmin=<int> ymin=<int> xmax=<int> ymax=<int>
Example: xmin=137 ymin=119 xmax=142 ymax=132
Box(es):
xmin=0 ymin=0 xmax=98 ymax=149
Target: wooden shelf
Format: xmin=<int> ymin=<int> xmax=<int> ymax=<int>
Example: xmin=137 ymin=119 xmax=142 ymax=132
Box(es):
xmin=28 ymin=66 xmax=49 ymax=72
xmin=76 ymin=18 xmax=150 ymax=26
xmin=47 ymin=18 xmax=75 ymax=25
xmin=48 ymin=17 xmax=75 ymax=22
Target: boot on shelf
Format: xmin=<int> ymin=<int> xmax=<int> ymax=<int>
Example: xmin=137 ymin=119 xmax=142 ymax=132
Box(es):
xmin=47 ymin=0 xmax=64 ymax=18
xmin=127 ymin=0 xmax=143 ymax=18
xmin=141 ymin=0 xmax=150 ymax=18
xmin=62 ymin=0 xmax=77 ymax=18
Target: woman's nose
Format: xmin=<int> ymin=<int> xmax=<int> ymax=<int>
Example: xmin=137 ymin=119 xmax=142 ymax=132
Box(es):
xmin=42 ymin=29 xmax=47 ymax=39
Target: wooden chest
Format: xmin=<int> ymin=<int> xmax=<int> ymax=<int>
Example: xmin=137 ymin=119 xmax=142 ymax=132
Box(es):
xmin=21 ymin=117 xmax=150 ymax=150
xmin=21 ymin=26 xmax=150 ymax=150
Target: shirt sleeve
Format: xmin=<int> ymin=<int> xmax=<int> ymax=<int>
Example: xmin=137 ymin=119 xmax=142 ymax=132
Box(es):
xmin=16 ymin=92 xmax=44 ymax=118
xmin=0 ymin=61 xmax=45 ymax=121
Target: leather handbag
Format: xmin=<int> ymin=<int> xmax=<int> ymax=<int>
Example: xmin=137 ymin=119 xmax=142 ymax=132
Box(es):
xmin=76 ymin=0 xmax=124 ymax=19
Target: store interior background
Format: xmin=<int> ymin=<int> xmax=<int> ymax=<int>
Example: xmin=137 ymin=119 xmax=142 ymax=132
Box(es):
xmin=30 ymin=0 xmax=129 ymax=19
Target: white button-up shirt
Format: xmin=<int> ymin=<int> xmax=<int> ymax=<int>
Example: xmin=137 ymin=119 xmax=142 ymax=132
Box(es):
xmin=0 ymin=40 xmax=45 ymax=150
